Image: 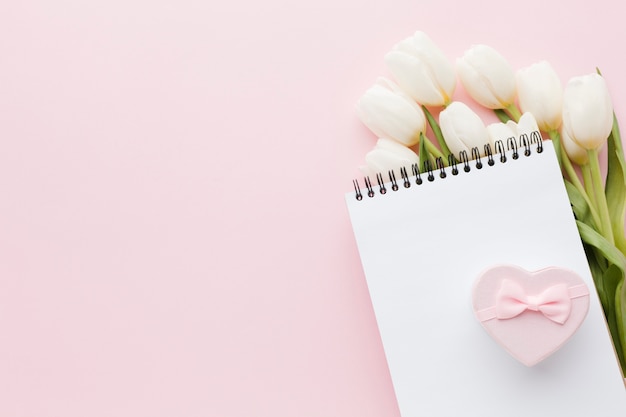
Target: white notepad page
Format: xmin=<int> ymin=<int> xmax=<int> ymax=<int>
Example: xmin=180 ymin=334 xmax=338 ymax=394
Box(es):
xmin=346 ymin=140 xmax=626 ymax=416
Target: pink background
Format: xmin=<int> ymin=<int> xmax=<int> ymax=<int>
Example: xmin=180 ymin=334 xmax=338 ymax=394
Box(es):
xmin=0 ymin=1 xmax=624 ymax=415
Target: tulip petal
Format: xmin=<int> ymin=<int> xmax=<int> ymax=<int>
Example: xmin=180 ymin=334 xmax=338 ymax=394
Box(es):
xmin=440 ymin=102 xmax=491 ymax=158
xmin=516 ymin=112 xmax=540 ymax=140
xmin=505 ymin=120 xmax=518 ymax=138
xmin=486 ymin=122 xmax=516 ymax=144
xmin=561 ymin=126 xmax=589 ymax=165
xmin=385 ymin=31 xmax=456 ymax=106
xmin=457 ymin=45 xmax=516 ymax=109
xmin=385 ymin=51 xmax=447 ymax=106
xmin=363 ymin=138 xmax=419 ymax=176
xmin=356 ymin=80 xmax=426 ymax=146
xmin=405 ymin=32 xmax=457 ymax=104
xmin=516 ymin=61 xmax=563 ymax=131
xmin=562 ymin=74 xmax=613 ymax=150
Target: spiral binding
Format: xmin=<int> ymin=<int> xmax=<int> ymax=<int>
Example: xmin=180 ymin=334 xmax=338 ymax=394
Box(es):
xmin=352 ymin=133 xmax=544 ymax=201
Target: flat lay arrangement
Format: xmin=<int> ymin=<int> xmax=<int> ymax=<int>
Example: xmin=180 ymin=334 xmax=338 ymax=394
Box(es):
xmin=3 ymin=2 xmax=626 ymax=416
xmin=346 ymin=31 xmax=626 ymax=415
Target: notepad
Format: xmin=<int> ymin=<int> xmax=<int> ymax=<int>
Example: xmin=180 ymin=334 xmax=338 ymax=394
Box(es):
xmin=345 ymin=138 xmax=626 ymax=416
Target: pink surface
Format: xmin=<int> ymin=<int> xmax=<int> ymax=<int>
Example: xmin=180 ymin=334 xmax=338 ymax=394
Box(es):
xmin=0 ymin=1 xmax=625 ymax=416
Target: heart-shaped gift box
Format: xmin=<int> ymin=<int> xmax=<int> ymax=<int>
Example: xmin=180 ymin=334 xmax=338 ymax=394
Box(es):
xmin=472 ymin=265 xmax=590 ymax=366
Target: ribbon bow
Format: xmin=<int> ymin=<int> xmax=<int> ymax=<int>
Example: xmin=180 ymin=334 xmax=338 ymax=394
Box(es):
xmin=495 ymin=280 xmax=571 ymax=324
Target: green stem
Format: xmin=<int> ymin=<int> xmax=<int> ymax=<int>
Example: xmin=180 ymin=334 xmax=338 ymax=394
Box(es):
xmin=550 ymin=130 xmax=602 ymax=229
xmin=422 ymin=105 xmax=452 ymax=157
xmin=567 ymin=164 xmax=602 ymax=231
xmin=589 ymin=148 xmax=615 ymax=244
xmin=428 ymin=153 xmax=437 ymax=167
xmin=582 ymin=164 xmax=598 ymax=216
xmin=493 ymin=109 xmax=512 ymax=123
xmin=617 ymin=279 xmax=626 ymax=376
xmin=504 ymin=103 xmax=522 ymax=122
xmin=548 ymin=130 xmax=563 ymax=170
xmin=606 ymin=110 xmax=626 ymax=257
xmin=419 ymin=132 xmax=430 ymax=173
xmin=424 ymin=137 xmax=446 ymax=163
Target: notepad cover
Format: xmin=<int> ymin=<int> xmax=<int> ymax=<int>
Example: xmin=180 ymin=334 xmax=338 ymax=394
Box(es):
xmin=345 ymin=140 xmax=626 ymax=416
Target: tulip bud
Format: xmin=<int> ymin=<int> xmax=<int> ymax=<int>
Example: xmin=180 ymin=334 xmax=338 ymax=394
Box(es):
xmin=516 ymin=61 xmax=563 ymax=132
xmin=561 ymin=126 xmax=589 ymax=165
xmin=356 ymin=77 xmax=426 ymax=146
xmin=362 ymin=138 xmax=420 ymax=177
xmin=439 ymin=101 xmax=491 ymax=158
xmin=562 ymin=73 xmax=613 ymax=150
xmin=384 ymin=31 xmax=456 ymax=107
xmin=486 ymin=122 xmax=516 ymax=144
xmin=506 ymin=112 xmax=540 ymax=141
xmin=457 ymin=45 xmax=516 ymax=109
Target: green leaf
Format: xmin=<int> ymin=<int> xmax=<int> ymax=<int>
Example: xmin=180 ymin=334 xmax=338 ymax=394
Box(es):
xmin=579 ymin=215 xmax=626 ymax=372
xmin=616 ymin=275 xmax=626 ymax=373
xmin=604 ymin=264 xmax=623 ymax=321
xmin=576 ymin=220 xmax=626 ymax=274
xmin=605 ymin=112 xmax=626 ymax=255
xmin=585 ymin=243 xmax=607 ymax=303
xmin=494 ymin=109 xmax=511 ymax=123
xmin=419 ymin=132 xmax=430 ymax=174
xmin=422 ymin=105 xmax=451 ymax=157
xmin=564 ymin=180 xmax=594 ymax=227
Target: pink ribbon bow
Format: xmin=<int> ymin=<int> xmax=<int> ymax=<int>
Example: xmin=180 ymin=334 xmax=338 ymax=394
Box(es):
xmin=495 ymin=280 xmax=571 ymax=324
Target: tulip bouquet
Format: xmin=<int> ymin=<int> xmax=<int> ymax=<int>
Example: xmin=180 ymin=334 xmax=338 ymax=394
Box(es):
xmin=355 ymin=31 xmax=626 ymax=373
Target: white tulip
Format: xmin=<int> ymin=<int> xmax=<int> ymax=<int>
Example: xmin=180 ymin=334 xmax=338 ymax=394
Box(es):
xmin=486 ymin=122 xmax=516 ymax=144
xmin=516 ymin=61 xmax=563 ymax=132
xmin=362 ymin=138 xmax=420 ymax=177
xmin=562 ymin=73 xmax=613 ymax=150
xmin=439 ymin=101 xmax=491 ymax=158
xmin=457 ymin=44 xmax=516 ymax=109
xmin=506 ymin=112 xmax=540 ymax=141
xmin=384 ymin=31 xmax=456 ymax=106
xmin=356 ymin=77 xmax=426 ymax=146
xmin=561 ymin=126 xmax=589 ymax=165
